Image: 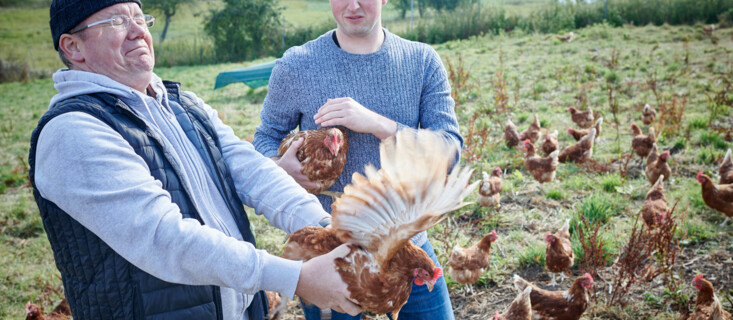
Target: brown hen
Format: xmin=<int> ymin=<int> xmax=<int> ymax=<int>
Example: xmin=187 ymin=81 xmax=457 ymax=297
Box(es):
xmin=541 ymin=130 xmax=558 ymax=156
xmin=545 ymin=219 xmax=574 ymax=286
xmin=25 ymin=299 xmax=71 ymax=320
xmin=281 ymin=130 xmax=477 ymax=319
xmin=697 ymin=172 xmax=733 ymax=226
xmin=559 ymin=128 xmax=595 ymax=164
xmin=719 ymin=149 xmax=733 ymax=185
xmin=478 ymin=167 xmax=503 ymax=208
xmin=505 ymin=120 xmax=521 ymax=148
xmin=513 ymin=274 xmax=594 ymax=320
xmin=645 ymin=144 xmax=671 ymax=185
xmin=278 ymin=127 xmax=348 ymax=194
xmin=523 ymin=140 xmax=559 ymax=184
xmin=641 ymin=175 xmax=668 ymax=230
xmin=492 ymin=286 xmax=533 ymax=320
xmin=519 ymin=114 xmax=541 ymax=144
xmin=631 ymin=123 xmax=656 ymax=160
xmin=686 ymin=274 xmax=732 ymax=320
xmin=447 ymin=230 xmax=498 ymax=287
xmin=642 ymin=104 xmax=656 ymax=125
xmin=568 ymin=106 xmax=594 ymax=128
xmin=567 ymin=117 xmax=602 ymax=141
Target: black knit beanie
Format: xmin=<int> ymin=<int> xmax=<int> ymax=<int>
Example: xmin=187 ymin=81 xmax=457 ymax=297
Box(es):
xmin=50 ymin=0 xmax=142 ymax=51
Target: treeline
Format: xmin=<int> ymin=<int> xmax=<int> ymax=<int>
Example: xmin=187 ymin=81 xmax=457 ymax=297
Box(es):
xmin=402 ymin=0 xmax=733 ymax=44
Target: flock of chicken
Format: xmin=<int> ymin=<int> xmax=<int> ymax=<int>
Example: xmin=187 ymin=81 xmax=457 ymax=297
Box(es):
xmin=25 ymin=105 xmax=732 ymax=320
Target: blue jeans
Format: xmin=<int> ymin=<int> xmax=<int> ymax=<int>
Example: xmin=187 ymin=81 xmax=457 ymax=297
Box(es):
xmin=301 ymin=240 xmax=454 ymax=320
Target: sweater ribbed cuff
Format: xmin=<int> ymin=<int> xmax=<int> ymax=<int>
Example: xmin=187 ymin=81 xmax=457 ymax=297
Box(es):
xmin=260 ymin=253 xmax=303 ymax=299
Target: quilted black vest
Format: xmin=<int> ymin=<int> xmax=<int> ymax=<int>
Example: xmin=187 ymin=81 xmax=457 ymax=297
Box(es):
xmin=28 ymin=81 xmax=267 ymax=320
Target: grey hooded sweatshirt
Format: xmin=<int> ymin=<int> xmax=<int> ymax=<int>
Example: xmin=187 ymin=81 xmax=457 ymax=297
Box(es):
xmin=36 ymin=69 xmax=330 ymax=320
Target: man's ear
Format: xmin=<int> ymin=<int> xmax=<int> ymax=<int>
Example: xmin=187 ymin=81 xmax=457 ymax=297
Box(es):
xmin=59 ymin=34 xmax=84 ymax=63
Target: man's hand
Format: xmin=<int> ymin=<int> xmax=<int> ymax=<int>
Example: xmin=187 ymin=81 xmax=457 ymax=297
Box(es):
xmin=273 ymin=138 xmax=321 ymax=191
xmin=314 ymin=98 xmax=397 ymax=140
xmin=295 ymin=243 xmax=361 ymax=316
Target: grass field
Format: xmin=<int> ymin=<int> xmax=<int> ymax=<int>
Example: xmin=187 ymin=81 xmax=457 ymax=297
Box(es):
xmin=1 ymin=1 xmax=733 ymax=319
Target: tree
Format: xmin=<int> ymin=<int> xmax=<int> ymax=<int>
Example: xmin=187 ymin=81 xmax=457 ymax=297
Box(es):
xmin=145 ymin=0 xmax=194 ymax=43
xmin=205 ymin=0 xmax=283 ymax=62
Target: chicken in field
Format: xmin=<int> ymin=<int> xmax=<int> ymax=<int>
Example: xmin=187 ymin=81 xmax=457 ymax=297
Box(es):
xmin=556 ymin=32 xmax=574 ymax=43
xmin=642 ymin=104 xmax=656 ymax=125
xmin=281 ymin=130 xmax=477 ymax=319
xmin=645 ymin=144 xmax=671 ymax=185
xmin=559 ymin=128 xmax=595 ymax=164
xmin=523 ymin=139 xmax=559 ymax=184
xmin=505 ymin=120 xmax=521 ymax=148
xmin=686 ymin=274 xmax=732 ymax=320
xmin=513 ymin=274 xmax=594 ymax=320
xmin=448 ymin=230 xmax=498 ymax=290
xmin=567 ymin=117 xmax=602 ymax=141
xmin=703 ymin=24 xmax=716 ymax=36
xmin=25 ymin=299 xmax=71 ymax=320
xmin=719 ymin=149 xmax=733 ymax=184
xmin=278 ymin=127 xmax=348 ymax=194
xmin=568 ymin=106 xmax=594 ymax=128
xmin=519 ymin=114 xmax=541 ymax=144
xmin=541 ymin=130 xmax=558 ymax=156
xmin=631 ymin=123 xmax=656 ymax=161
xmin=697 ymin=172 xmax=733 ymax=226
xmin=641 ymin=175 xmax=668 ymax=230
xmin=492 ymin=286 xmax=533 ymax=320
xmin=545 ymin=219 xmax=574 ymax=286
xmin=478 ymin=167 xmax=503 ymax=208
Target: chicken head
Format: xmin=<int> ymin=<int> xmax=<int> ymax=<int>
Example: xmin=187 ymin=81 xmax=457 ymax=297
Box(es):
xmin=580 ymin=273 xmax=594 ymax=289
xmin=324 ymin=128 xmax=345 ymax=156
xmin=693 ymin=274 xmax=706 ymax=290
xmin=544 ymin=231 xmax=556 ymax=244
xmin=413 ymin=266 xmax=443 ymax=292
xmin=697 ymin=171 xmax=708 ymax=184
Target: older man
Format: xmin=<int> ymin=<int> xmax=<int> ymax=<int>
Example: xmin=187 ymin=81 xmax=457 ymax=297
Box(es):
xmin=29 ymin=1 xmax=360 ymax=319
xmin=252 ymin=0 xmax=462 ymax=318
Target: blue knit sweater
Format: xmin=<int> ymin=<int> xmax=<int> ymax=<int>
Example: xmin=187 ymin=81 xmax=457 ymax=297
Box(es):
xmin=253 ymin=29 xmax=462 ymax=246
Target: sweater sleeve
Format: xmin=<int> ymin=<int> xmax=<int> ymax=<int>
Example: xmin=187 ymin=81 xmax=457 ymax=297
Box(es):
xmin=253 ymin=58 xmax=302 ymax=158
xmin=34 ymin=112 xmax=309 ymax=299
xmin=418 ymin=47 xmax=464 ymax=153
xmin=185 ymin=91 xmax=330 ymax=233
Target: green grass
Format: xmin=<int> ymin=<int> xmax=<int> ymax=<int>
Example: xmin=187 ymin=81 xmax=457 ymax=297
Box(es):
xmin=516 ymin=241 xmax=545 ymax=268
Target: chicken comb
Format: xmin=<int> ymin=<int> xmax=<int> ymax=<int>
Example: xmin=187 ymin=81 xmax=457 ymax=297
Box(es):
xmin=696 ymin=171 xmax=704 ymax=180
xmin=694 ymin=274 xmax=704 ymax=282
xmin=433 ymin=267 xmax=443 ymax=280
xmin=522 ymin=139 xmax=531 ymax=145
xmin=584 ymin=273 xmax=594 ymax=282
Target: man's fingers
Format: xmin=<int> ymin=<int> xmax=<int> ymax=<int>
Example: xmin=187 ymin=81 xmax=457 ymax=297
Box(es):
xmin=328 ymin=243 xmax=352 ymax=258
xmin=338 ymin=299 xmax=362 ymax=316
xmin=285 ymin=138 xmax=304 ymax=156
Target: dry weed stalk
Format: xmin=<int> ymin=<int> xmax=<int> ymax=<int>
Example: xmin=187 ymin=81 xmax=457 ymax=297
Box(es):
xmin=656 ymin=94 xmax=688 ymax=137
xmin=462 ymin=113 xmax=492 ymax=164
xmin=575 ymin=214 xmax=607 ymax=302
xmin=608 ymin=213 xmax=651 ymax=306
xmin=446 ymin=56 xmax=470 ymax=107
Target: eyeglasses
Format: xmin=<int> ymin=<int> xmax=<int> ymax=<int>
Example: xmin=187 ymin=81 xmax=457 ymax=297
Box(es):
xmin=69 ymin=14 xmax=155 ymax=34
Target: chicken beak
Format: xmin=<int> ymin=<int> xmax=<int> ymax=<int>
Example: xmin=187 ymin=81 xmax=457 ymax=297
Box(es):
xmin=426 ymin=280 xmax=435 ymax=292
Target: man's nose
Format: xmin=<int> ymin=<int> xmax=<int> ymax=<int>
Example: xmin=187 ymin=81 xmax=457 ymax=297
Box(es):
xmin=127 ymin=19 xmax=149 ymax=39
xmin=346 ymin=0 xmax=360 ymax=11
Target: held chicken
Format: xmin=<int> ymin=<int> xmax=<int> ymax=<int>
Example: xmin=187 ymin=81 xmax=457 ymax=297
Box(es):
xmin=631 ymin=123 xmax=656 ymax=160
xmin=278 ymin=127 xmax=349 ymax=194
xmin=513 ymin=274 xmax=594 ymax=320
xmin=541 ymin=130 xmax=558 ymax=156
xmin=523 ymin=140 xmax=559 ymax=184
xmin=519 ymin=114 xmax=541 ymax=144
xmin=568 ymin=106 xmax=594 ymax=128
xmin=505 ymin=120 xmax=521 ymax=148
xmin=492 ymin=286 xmax=533 ymax=320
xmin=281 ymin=130 xmax=477 ymax=319
xmin=686 ymin=274 xmax=732 ymax=320
xmin=545 ymin=219 xmax=574 ymax=286
xmin=641 ymin=175 xmax=668 ymax=230
xmin=697 ymin=172 xmax=733 ymax=226
xmin=478 ymin=167 xmax=503 ymax=208
xmin=25 ymin=299 xmax=71 ymax=320
xmin=642 ymin=104 xmax=656 ymax=125
xmin=645 ymin=144 xmax=671 ymax=185
xmin=567 ymin=117 xmax=602 ymax=141
xmin=559 ymin=128 xmax=596 ymax=164
xmin=719 ymin=149 xmax=733 ymax=185
xmin=448 ymin=230 xmax=499 ymax=290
